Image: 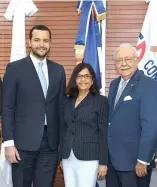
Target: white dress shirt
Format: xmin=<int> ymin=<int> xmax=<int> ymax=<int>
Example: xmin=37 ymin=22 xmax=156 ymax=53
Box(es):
xmin=4 ymin=53 xmax=49 ymax=148
xmin=30 ymin=53 xmax=49 ymax=88
xmin=118 ymin=78 xmax=130 ymax=89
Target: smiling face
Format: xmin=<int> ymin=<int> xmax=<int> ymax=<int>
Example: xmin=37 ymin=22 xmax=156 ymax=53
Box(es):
xmin=76 ymin=68 xmax=93 ymax=93
xmin=29 ymin=29 xmax=51 ymax=60
xmin=115 ymin=47 xmax=138 ymax=80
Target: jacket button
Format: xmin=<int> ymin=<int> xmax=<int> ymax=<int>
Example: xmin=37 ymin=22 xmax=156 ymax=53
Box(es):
xmin=108 ymin=123 xmax=111 ymax=126
xmin=72 ymin=120 xmax=74 ymax=123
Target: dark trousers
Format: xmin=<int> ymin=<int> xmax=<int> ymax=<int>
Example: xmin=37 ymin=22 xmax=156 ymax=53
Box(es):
xmin=12 ymin=128 xmax=58 ymax=187
xmin=106 ymin=158 xmax=152 ymax=187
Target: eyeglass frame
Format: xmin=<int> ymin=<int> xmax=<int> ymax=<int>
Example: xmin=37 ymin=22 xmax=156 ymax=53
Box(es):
xmin=76 ymin=74 xmax=92 ymax=80
xmin=114 ymin=56 xmax=136 ymax=65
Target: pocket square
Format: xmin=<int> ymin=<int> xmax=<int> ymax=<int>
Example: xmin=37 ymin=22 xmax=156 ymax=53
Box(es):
xmin=123 ymin=95 xmax=132 ymax=101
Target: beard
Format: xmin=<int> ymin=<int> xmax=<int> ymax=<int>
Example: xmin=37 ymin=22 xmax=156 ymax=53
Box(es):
xmin=31 ymin=47 xmax=50 ymax=59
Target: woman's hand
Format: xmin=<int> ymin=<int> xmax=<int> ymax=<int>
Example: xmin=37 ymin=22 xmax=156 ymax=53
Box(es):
xmin=98 ymin=165 xmax=108 ymax=178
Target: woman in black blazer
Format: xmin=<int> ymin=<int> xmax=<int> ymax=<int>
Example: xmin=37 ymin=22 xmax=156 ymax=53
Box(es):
xmin=60 ymin=63 xmax=108 ymax=187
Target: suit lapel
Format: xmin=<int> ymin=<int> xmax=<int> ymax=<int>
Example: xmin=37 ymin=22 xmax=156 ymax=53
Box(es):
xmin=46 ymin=60 xmax=57 ymax=101
xmin=111 ymin=70 xmax=141 ymax=118
xmin=109 ymin=77 xmax=120 ymax=114
xmin=75 ymin=93 xmax=93 ymax=110
xmin=26 ymin=56 xmax=45 ymax=100
xmin=46 ymin=60 xmax=51 ymax=101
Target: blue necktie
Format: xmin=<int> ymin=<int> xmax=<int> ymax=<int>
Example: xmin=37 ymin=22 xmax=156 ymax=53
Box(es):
xmin=38 ymin=62 xmax=47 ymax=98
xmin=114 ymin=80 xmax=127 ymax=108
xmin=38 ymin=62 xmax=47 ymax=125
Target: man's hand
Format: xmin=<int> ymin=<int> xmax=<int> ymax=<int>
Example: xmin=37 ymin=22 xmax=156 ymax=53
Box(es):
xmin=98 ymin=165 xmax=107 ymax=178
xmin=5 ymin=146 xmax=20 ymax=163
xmin=136 ymin=161 xmax=147 ymax=177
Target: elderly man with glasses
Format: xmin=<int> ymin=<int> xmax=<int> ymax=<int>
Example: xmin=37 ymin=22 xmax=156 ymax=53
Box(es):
xmin=106 ymin=43 xmax=157 ymax=187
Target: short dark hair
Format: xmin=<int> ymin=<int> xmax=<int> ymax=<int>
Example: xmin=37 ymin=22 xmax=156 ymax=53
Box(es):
xmin=66 ymin=62 xmax=100 ymax=97
xmin=29 ymin=25 xmax=51 ymax=40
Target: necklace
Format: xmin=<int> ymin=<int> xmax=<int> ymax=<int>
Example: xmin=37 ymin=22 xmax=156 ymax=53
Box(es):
xmin=76 ymin=96 xmax=85 ymax=102
xmin=75 ymin=93 xmax=88 ymax=108
xmin=76 ymin=93 xmax=89 ymax=102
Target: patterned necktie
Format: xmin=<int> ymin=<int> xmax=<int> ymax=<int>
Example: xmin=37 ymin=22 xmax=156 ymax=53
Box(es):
xmin=38 ymin=62 xmax=47 ymax=98
xmin=114 ymin=80 xmax=127 ymax=108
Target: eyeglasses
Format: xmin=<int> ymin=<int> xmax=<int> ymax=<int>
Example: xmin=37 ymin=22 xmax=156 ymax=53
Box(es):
xmin=115 ymin=57 xmax=136 ymax=64
xmin=76 ymin=74 xmax=92 ymax=80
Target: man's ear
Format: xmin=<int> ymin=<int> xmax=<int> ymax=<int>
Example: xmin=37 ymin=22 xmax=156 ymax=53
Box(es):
xmin=136 ymin=57 xmax=140 ymax=64
xmin=151 ymin=46 xmax=157 ymax=52
xmin=29 ymin=40 xmax=31 ymax=47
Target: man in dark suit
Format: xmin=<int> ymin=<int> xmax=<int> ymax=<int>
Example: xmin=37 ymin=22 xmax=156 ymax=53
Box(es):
xmin=106 ymin=43 xmax=157 ymax=187
xmin=2 ymin=25 xmax=66 ymax=187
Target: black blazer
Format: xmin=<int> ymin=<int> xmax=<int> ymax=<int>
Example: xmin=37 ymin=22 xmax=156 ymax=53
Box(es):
xmin=2 ymin=56 xmax=66 ymax=151
xmin=60 ymin=93 xmax=108 ymax=165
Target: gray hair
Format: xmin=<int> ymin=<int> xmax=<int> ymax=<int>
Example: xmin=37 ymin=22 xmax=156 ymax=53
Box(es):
xmin=113 ymin=43 xmax=138 ymax=60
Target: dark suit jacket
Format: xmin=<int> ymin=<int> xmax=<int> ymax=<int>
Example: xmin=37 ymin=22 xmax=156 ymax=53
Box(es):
xmin=2 ymin=56 xmax=66 ymax=151
xmin=108 ymin=70 xmax=157 ymax=171
xmin=60 ymin=93 xmax=108 ymax=165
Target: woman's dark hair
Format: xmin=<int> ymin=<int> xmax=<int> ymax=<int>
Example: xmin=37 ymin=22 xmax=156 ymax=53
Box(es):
xmin=29 ymin=25 xmax=51 ymax=40
xmin=66 ymin=62 xmax=100 ymax=97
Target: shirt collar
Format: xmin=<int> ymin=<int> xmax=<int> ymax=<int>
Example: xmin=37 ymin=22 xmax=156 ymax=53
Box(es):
xmin=30 ymin=53 xmax=47 ymax=65
xmin=120 ymin=77 xmax=130 ymax=84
